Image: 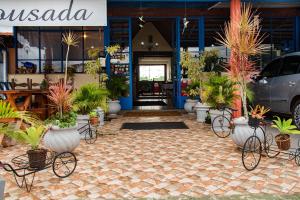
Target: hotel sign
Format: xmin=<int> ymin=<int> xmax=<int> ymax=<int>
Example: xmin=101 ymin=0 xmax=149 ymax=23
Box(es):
xmin=0 ymin=0 xmax=107 ymax=26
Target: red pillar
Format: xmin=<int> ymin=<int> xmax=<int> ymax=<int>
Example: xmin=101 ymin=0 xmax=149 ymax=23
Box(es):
xmin=230 ymin=0 xmax=242 ymax=118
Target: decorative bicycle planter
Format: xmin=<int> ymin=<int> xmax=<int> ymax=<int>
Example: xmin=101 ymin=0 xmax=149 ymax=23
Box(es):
xmin=77 ymin=120 xmax=99 ymax=144
xmin=210 ymin=107 xmax=236 ymax=138
xmin=0 ymin=151 xmax=77 ymax=192
xmin=241 ymin=121 xmax=300 ymax=171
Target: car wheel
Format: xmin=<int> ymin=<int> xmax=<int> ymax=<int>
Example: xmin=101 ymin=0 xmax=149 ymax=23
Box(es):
xmin=292 ymin=100 xmax=300 ymax=129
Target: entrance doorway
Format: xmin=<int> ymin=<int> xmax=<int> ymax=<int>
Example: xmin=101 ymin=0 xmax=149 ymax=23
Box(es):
xmin=132 ymin=18 xmax=176 ymax=110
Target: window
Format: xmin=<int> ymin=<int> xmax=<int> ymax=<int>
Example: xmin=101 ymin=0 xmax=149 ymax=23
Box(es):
xmin=280 ymin=56 xmax=300 ymax=76
xmin=139 ymin=65 xmax=165 ymax=81
xmin=261 ymin=58 xmax=282 ymax=78
xmin=15 ymin=27 xmax=104 ymax=74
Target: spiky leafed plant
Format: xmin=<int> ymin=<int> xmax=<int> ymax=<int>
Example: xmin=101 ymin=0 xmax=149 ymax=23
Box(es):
xmin=62 ymin=31 xmax=79 ymax=86
xmin=47 ymin=82 xmax=72 ymax=119
xmin=216 ymin=4 xmax=265 ymax=119
xmin=0 ymin=100 xmax=42 ymax=126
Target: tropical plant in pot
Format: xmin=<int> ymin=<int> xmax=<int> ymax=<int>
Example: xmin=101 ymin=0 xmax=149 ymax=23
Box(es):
xmin=183 ymin=82 xmax=200 ymax=114
xmin=272 ymin=117 xmax=300 ymax=151
xmin=248 ymin=105 xmax=270 ymax=128
xmin=106 ymin=76 xmax=129 ymax=116
xmin=0 ymin=100 xmax=41 ymax=147
xmin=89 ymin=111 xmax=98 ymax=126
xmin=217 ymin=4 xmax=265 ymax=147
xmin=204 ymin=74 xmax=237 ymax=124
xmin=72 ymin=83 xmax=109 ymax=130
xmin=8 ymin=125 xmax=47 ymax=169
xmin=44 ymin=82 xmax=80 ymax=154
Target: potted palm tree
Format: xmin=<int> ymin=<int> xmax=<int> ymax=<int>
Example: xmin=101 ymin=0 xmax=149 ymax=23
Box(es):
xmin=72 ymin=83 xmax=108 ymax=129
xmin=272 ymin=117 xmax=300 ymax=151
xmin=217 ymin=4 xmax=265 ymax=147
xmin=204 ymin=75 xmax=237 ymax=123
xmin=106 ymin=76 xmax=129 ymax=116
xmin=44 ymin=82 xmax=80 ymax=153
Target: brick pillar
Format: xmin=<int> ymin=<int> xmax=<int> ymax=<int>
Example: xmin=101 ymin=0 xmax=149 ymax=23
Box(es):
xmin=230 ymin=0 xmax=242 ymax=118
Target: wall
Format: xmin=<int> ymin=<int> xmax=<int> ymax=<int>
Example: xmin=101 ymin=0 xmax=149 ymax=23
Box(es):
xmin=132 ymin=22 xmax=172 ymax=52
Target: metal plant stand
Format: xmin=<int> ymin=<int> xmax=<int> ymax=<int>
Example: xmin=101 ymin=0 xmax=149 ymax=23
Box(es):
xmin=78 ymin=121 xmax=98 ymax=144
xmin=242 ymin=122 xmax=300 ymax=171
xmin=0 ymin=151 xmax=77 ymax=192
xmin=211 ymin=107 xmax=236 ymax=138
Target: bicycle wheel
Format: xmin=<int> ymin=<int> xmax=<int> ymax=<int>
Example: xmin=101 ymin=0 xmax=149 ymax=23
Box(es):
xmin=85 ymin=128 xmax=97 ymax=144
xmin=263 ymin=127 xmax=280 ymax=158
xmin=52 ymin=152 xmax=77 ymax=178
xmin=211 ymin=115 xmax=231 ymax=138
xmin=242 ymin=135 xmax=262 ymax=171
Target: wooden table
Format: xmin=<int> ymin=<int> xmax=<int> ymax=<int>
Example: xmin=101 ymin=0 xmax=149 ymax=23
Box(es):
xmin=0 ymin=90 xmax=49 ymax=119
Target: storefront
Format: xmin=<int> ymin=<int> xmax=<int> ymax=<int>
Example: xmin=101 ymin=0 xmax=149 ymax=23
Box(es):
xmin=1 ymin=0 xmax=300 ymax=110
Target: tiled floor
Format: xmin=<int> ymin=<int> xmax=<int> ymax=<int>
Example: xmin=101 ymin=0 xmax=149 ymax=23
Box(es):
xmin=1 ymin=115 xmax=300 ymax=200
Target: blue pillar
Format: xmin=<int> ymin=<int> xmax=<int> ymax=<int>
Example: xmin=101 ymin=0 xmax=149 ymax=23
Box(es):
xmin=199 ymin=16 xmax=205 ymax=51
xmin=295 ymin=16 xmax=300 ymax=52
xmin=104 ymin=21 xmax=110 ymax=76
xmin=175 ymin=17 xmax=183 ymax=109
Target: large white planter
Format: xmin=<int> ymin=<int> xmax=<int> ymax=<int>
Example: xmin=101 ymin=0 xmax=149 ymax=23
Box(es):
xmin=108 ymin=100 xmax=121 ymax=116
xmin=43 ymin=124 xmax=80 ymax=154
xmin=195 ymin=102 xmax=210 ymax=122
xmin=184 ymin=99 xmax=199 ymax=114
xmin=231 ymin=117 xmax=264 ymax=148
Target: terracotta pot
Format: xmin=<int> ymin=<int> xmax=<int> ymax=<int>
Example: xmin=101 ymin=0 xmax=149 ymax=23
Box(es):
xmin=27 ymin=149 xmax=47 ymax=169
xmin=90 ymin=117 xmax=99 ymax=126
xmin=275 ymin=134 xmax=290 ymax=151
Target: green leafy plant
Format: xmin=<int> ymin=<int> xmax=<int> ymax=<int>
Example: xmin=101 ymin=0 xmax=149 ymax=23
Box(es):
xmin=107 ymin=76 xmax=129 ymax=100
xmin=89 ymin=111 xmax=97 ymax=118
xmin=72 ymin=83 xmax=109 ymax=114
xmin=0 ymin=100 xmax=42 ymax=126
xmin=184 ymin=82 xmax=200 ymax=100
xmin=46 ymin=112 xmax=77 ymax=129
xmin=202 ymin=49 xmax=222 ymax=72
xmin=272 ymin=116 xmax=300 ymax=134
xmin=203 ymin=75 xmax=238 ymax=109
xmin=11 ymin=126 xmax=45 ymax=150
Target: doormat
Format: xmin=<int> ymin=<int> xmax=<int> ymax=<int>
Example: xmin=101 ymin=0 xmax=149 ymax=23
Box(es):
xmin=123 ymin=111 xmax=181 ymax=117
xmin=121 ymin=122 xmax=189 ymax=130
xmin=133 ymin=101 xmax=167 ymax=106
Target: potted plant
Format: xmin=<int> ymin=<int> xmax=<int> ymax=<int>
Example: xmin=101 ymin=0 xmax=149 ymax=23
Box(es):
xmin=217 ymin=5 xmax=265 ymax=147
xmin=44 ymin=82 xmax=80 ymax=153
xmin=72 ymin=83 xmax=108 ymax=130
xmin=9 ymin=125 xmax=47 ymax=169
xmin=183 ymin=82 xmax=200 ymax=114
xmin=106 ymin=76 xmax=129 ymax=116
xmin=0 ymin=100 xmax=41 ymax=147
xmin=89 ymin=111 xmax=98 ymax=126
xmin=248 ymin=105 xmax=270 ymax=128
xmin=272 ymin=117 xmax=300 ymax=151
xmin=204 ymin=75 xmax=237 ymax=123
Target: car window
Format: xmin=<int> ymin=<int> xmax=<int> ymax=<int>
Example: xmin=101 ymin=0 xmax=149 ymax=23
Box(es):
xmin=261 ymin=58 xmax=281 ymax=78
xmin=279 ymin=56 xmax=300 ymax=76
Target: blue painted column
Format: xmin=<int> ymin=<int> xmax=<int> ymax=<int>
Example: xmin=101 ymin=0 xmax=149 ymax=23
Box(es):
xmin=104 ymin=21 xmax=110 ymax=76
xmin=295 ymin=16 xmax=300 ymax=52
xmin=199 ymin=16 xmax=205 ymax=51
xmin=175 ymin=17 xmax=182 ymax=109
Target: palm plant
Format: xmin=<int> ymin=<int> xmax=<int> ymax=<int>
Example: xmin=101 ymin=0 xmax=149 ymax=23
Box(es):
xmin=0 ymin=100 xmax=42 ymax=126
xmin=203 ymin=75 xmax=238 ymax=109
xmin=62 ymin=31 xmax=79 ymax=86
xmin=216 ymin=4 xmax=265 ymax=119
xmin=72 ymin=83 xmax=109 ymax=114
xmin=107 ymin=76 xmax=129 ymax=100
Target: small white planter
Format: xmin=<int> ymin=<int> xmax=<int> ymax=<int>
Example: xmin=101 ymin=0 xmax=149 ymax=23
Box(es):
xmin=195 ymin=102 xmax=210 ymax=122
xmin=231 ymin=117 xmax=264 ymax=148
xmin=108 ymin=100 xmax=121 ymax=116
xmin=43 ymin=124 xmax=80 ymax=154
xmin=184 ymin=99 xmax=199 ymax=114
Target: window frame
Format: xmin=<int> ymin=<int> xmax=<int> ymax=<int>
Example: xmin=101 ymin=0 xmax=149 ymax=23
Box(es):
xmin=138 ymin=64 xmax=167 ymax=82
